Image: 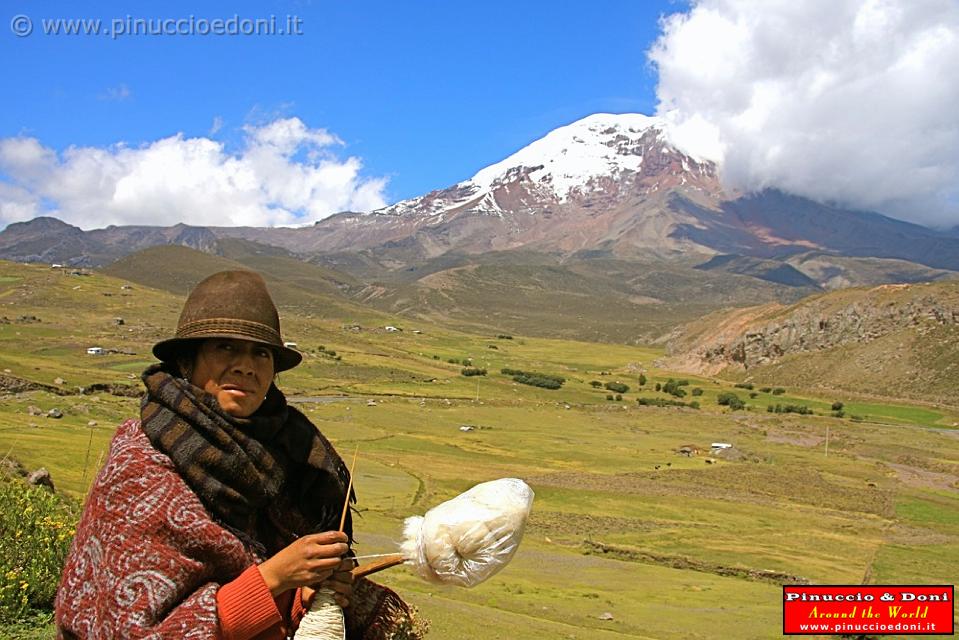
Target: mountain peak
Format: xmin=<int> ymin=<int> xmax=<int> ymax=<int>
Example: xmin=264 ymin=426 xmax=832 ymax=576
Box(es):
xmin=469 ymin=113 xmax=677 ymax=201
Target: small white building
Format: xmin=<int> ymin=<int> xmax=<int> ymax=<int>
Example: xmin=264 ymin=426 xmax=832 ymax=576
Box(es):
xmin=385 ymin=326 xmax=400 ymax=333
xmin=283 ymin=341 xmax=298 ymax=349
xmin=86 ymin=347 xmax=104 ymax=355
xmin=710 ymin=442 xmax=733 ymax=451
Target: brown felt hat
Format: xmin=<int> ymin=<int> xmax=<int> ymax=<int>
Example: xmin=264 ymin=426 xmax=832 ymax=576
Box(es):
xmin=152 ymin=270 xmax=302 ymax=372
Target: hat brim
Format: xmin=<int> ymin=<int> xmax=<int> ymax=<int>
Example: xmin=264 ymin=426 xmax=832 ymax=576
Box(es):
xmin=152 ymin=334 xmax=302 ymax=373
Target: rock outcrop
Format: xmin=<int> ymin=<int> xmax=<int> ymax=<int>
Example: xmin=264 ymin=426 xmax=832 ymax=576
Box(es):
xmin=665 ymin=283 xmax=959 ymax=373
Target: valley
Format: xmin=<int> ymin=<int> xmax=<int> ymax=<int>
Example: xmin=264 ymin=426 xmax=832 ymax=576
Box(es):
xmin=1 ymin=261 xmax=956 ymax=639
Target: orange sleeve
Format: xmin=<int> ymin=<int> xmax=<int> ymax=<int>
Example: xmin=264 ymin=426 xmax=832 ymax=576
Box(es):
xmin=216 ymin=565 xmax=284 ymax=640
xmin=290 ymin=587 xmax=307 ymax=629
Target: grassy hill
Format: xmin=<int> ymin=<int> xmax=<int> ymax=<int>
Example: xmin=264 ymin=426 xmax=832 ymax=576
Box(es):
xmin=331 ymin=252 xmax=819 ymax=343
xmin=1 ymin=260 xmax=956 ymax=638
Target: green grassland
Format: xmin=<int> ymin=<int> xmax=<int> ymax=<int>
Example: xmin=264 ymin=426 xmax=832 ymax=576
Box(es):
xmin=1 ymin=261 xmax=957 ymax=639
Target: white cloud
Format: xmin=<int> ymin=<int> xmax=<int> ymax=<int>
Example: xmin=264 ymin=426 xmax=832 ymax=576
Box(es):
xmin=0 ymin=118 xmax=388 ymax=229
xmin=649 ymin=0 xmax=959 ymax=227
xmin=209 ymin=116 xmax=224 ymax=136
xmin=99 ymin=84 xmax=132 ymax=101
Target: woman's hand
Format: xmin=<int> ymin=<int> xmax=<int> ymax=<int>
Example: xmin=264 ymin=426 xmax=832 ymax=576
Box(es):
xmin=301 ymin=558 xmax=355 ymax=609
xmin=258 ymin=531 xmax=349 ymax=597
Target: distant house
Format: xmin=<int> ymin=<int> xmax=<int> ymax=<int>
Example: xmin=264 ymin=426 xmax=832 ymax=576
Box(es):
xmin=283 ymin=341 xmax=298 ymax=349
xmin=86 ymin=347 xmax=103 ymax=355
xmin=385 ymin=326 xmax=400 ymax=333
xmin=710 ymin=442 xmax=733 ymax=453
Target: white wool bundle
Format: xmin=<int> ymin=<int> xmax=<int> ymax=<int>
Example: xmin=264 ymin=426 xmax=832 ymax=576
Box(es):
xmin=400 ymin=478 xmax=534 ymax=587
xmin=294 ymin=587 xmax=344 ymax=640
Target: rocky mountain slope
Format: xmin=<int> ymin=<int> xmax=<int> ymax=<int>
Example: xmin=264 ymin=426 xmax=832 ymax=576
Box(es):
xmin=661 ymin=281 xmax=959 ymax=404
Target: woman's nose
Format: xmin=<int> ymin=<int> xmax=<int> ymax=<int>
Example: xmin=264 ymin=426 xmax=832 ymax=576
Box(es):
xmin=230 ymin=347 xmax=256 ymax=373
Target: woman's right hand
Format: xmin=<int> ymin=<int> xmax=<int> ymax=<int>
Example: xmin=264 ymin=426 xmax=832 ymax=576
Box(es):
xmin=258 ymin=531 xmax=350 ymax=596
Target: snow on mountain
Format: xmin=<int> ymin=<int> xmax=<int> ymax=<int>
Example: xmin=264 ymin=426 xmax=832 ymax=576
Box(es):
xmin=472 ymin=113 xmax=667 ymax=198
xmin=373 ymin=113 xmax=713 ymax=220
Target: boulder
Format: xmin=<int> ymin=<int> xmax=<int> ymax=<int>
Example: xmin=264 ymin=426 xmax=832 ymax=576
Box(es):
xmin=27 ymin=468 xmax=55 ymax=492
xmin=47 ymin=408 xmax=63 ymax=419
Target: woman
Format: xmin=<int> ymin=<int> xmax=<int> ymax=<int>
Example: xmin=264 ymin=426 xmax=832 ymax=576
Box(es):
xmin=56 ymin=270 xmax=418 ymax=639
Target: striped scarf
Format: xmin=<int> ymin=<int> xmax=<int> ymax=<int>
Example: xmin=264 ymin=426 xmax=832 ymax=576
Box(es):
xmin=139 ymin=363 xmax=353 ymax=555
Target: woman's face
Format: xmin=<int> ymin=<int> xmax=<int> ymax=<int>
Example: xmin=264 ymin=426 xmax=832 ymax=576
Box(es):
xmin=188 ymin=338 xmax=275 ymax=417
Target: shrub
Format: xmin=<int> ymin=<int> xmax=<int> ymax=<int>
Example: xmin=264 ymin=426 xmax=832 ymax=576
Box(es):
xmin=606 ymin=394 xmax=614 ymax=401
xmin=0 ymin=477 xmax=78 ymax=623
xmin=615 ymin=394 xmax=622 ymax=401
xmin=496 ymin=334 xmax=513 ymax=340
xmin=767 ymin=403 xmax=813 ymax=415
xmin=461 ymin=367 xmax=487 ymax=377
xmin=760 ymin=387 xmax=772 ymax=393
xmin=717 ymin=392 xmax=745 ymax=410
xmin=604 ymin=381 xmax=629 ymax=394
xmin=831 ymin=401 xmax=844 ymax=411
xmin=638 ymin=374 xmax=647 ymax=386
xmin=749 ymin=392 xmax=758 ymax=399
xmin=734 ymin=382 xmax=754 ymax=390
xmin=590 ymin=381 xmax=603 ymax=388
xmin=447 ymin=358 xmax=460 ymax=364
xmin=636 ymin=397 xmax=700 ymax=409
xmin=661 ymin=379 xmax=686 ymax=398
xmin=654 ymin=383 xmax=662 ymax=392
xmin=691 ymin=387 xmax=704 ymax=396
xmin=772 ymin=387 xmax=786 ymax=395
xmin=832 ymin=410 xmax=845 ymax=418
xmin=501 ymin=368 xmax=565 ymax=389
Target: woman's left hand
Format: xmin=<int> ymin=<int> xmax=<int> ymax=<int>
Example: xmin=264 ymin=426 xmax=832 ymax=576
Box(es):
xmin=301 ymin=558 xmax=355 ymax=609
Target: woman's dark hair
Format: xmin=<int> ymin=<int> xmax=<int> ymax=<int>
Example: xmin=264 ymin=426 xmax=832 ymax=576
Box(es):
xmin=169 ymin=340 xmax=200 ymax=379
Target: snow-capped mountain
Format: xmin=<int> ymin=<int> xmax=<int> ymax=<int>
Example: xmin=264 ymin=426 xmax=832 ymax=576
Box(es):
xmin=376 ymin=113 xmax=717 ymax=220
xmin=277 ymin=113 xmax=723 ymax=258
xmin=5 ymin=113 xmax=959 ymax=274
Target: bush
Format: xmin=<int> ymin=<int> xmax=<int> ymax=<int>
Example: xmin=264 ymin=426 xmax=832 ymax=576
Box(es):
xmin=772 ymin=387 xmax=786 ymax=395
xmin=589 ymin=381 xmax=603 ymax=388
xmin=654 ymin=383 xmax=662 ymax=392
xmin=759 ymin=387 xmax=772 ymax=393
xmin=831 ymin=401 xmax=844 ymax=411
xmin=461 ymin=367 xmax=487 ymax=377
xmin=638 ymin=374 xmax=647 ymax=386
xmin=749 ymin=392 xmax=759 ymax=399
xmin=691 ymin=387 xmax=704 ymax=396
xmin=661 ymin=379 xmax=686 ymax=398
xmin=606 ymin=394 xmax=614 ymax=401
xmin=0 ymin=477 xmax=78 ymax=623
xmin=615 ymin=394 xmax=622 ymax=401
xmin=636 ymin=397 xmax=700 ymax=409
xmin=832 ymin=410 xmax=845 ymax=418
xmin=604 ymin=381 xmax=629 ymax=394
xmin=767 ymin=403 xmax=813 ymax=415
xmin=502 ymin=368 xmax=565 ymax=390
xmin=734 ymin=382 xmax=754 ymax=390
xmin=496 ymin=334 xmax=513 ymax=340
xmin=717 ymin=392 xmax=745 ymax=410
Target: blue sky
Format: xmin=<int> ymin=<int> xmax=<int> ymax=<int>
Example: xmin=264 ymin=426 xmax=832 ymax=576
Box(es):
xmin=2 ymin=0 xmax=957 ymax=229
xmin=2 ymin=0 xmax=672 ymax=204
